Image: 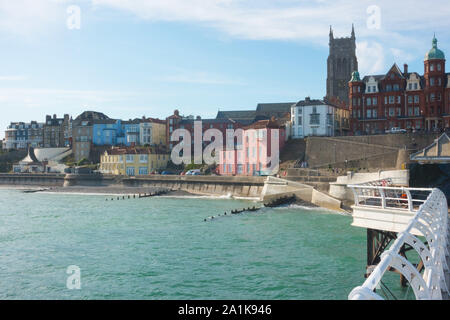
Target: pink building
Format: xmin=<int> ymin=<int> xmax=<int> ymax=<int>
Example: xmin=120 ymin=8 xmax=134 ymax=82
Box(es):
xmin=218 ymin=119 xmax=286 ymax=176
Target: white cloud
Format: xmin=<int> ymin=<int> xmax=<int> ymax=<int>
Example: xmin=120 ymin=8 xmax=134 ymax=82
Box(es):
xmin=0 ymin=0 xmax=70 ymax=36
xmin=356 ymin=41 xmax=385 ymax=75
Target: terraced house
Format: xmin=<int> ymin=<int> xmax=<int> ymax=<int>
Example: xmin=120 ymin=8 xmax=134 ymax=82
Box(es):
xmin=3 ymin=121 xmax=44 ymax=150
xmin=99 ymin=146 xmax=169 ymax=176
xmin=349 ymin=36 xmax=450 ymax=134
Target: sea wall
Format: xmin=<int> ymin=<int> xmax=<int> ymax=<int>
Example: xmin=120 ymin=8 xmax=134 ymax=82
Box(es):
xmin=305 ymin=134 xmax=438 ymax=169
xmin=65 ymin=174 xmax=267 ymax=198
xmin=0 ymin=173 xmax=65 ymax=187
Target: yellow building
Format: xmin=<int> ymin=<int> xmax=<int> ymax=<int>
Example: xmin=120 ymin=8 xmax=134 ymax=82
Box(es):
xmin=100 ymin=146 xmax=169 ymax=176
xmin=140 ymin=118 xmax=166 ymax=147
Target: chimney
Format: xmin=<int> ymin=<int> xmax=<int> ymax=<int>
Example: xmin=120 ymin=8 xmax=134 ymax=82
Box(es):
xmin=53 ymin=114 xmax=57 ymax=119
xmin=404 ymin=64 xmax=408 ymax=75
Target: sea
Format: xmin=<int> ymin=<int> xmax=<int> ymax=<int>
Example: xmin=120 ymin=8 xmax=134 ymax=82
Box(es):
xmin=0 ymin=188 xmax=415 ymax=300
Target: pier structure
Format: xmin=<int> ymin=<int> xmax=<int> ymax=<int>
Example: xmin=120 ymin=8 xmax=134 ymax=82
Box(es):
xmin=347 ymin=183 xmax=450 ymax=300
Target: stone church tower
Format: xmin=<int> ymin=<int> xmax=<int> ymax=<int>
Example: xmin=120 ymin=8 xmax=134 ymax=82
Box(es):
xmin=326 ymin=25 xmax=358 ymax=104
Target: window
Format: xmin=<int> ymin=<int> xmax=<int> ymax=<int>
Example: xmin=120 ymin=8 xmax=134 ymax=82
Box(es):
xmin=414 ymin=95 xmax=419 ymax=103
xmin=408 ymin=107 xmax=413 ymax=116
xmin=139 ymin=167 xmax=148 ymax=175
xmin=389 ymin=108 xmax=395 ymax=116
xmin=438 ymin=64 xmax=442 ymax=71
xmin=126 ymin=167 xmax=135 ymax=176
xmin=139 ymin=154 xmax=148 ymax=163
xmin=367 ymin=109 xmax=372 ymax=118
xmin=389 ymin=96 xmax=395 ymax=104
xmin=430 ymin=64 xmax=434 ymax=71
xmin=373 ymin=109 xmax=377 ymax=118
xmin=384 ymin=97 xmax=388 ymax=104
xmin=373 ymin=97 xmax=377 ymax=105
xmin=367 ymin=86 xmax=371 ymax=93
xmin=414 ymin=107 xmax=420 ymax=116
xmin=408 ymin=96 xmax=413 ymax=104
xmin=409 ymin=83 xmax=412 ymax=90
xmin=430 ymin=78 xmax=435 ymax=86
xmin=373 ymin=86 xmax=377 ymax=92
xmin=397 ymin=108 xmax=401 ymax=116
xmin=386 ymin=84 xmax=392 ymax=92
xmin=397 ymin=96 xmax=401 ymax=104
xmin=414 ymin=83 xmax=418 ymax=90
xmin=126 ymin=155 xmax=134 ymax=163
xmin=367 ymin=98 xmax=372 ymax=106
xmin=393 ymin=84 xmax=400 ymax=91
xmin=310 ymin=114 xmax=320 ymax=125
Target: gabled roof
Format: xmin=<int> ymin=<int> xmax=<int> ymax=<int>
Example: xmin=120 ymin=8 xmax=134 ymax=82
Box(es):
xmin=410 ymin=133 xmax=450 ymax=162
xmin=384 ymin=63 xmax=405 ymax=80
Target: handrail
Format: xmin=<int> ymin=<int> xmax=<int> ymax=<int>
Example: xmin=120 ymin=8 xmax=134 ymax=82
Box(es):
xmin=348 ymin=186 xmax=450 ymax=300
xmin=349 ymin=184 xmax=433 ymax=212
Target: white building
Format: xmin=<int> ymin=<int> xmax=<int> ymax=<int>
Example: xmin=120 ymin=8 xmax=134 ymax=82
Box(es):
xmin=290 ymin=98 xmax=336 ymax=138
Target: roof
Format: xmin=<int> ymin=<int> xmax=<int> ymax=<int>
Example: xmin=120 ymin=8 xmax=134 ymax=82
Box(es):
xmin=410 ymin=133 xmax=450 ymax=163
xmin=216 ymin=110 xmax=256 ymax=120
xmin=243 ymin=119 xmax=285 ymax=130
xmin=294 ymin=98 xmax=328 ymax=107
xmin=105 ymin=146 xmax=169 ymax=156
xmin=73 ymin=111 xmax=110 ymax=126
xmin=425 ymin=36 xmax=445 ymax=61
xmin=256 ymin=103 xmax=294 ymax=113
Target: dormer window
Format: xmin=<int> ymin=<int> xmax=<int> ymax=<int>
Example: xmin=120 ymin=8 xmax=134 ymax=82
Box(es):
xmin=390 ymin=74 xmax=395 ymax=79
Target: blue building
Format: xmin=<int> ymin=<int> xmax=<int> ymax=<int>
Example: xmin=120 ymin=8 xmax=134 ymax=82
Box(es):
xmin=92 ymin=118 xmax=141 ymax=147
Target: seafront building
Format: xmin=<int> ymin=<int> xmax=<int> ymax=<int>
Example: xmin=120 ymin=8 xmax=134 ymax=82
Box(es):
xmin=349 ymin=36 xmax=450 ymax=134
xmin=218 ymin=118 xmax=286 ymax=176
xmin=72 ymin=111 xmax=110 ymax=162
xmin=3 ymin=121 xmax=44 ymax=150
xmin=290 ymin=97 xmax=350 ymax=139
xmin=43 ymin=114 xmax=72 ymax=148
xmin=99 ymin=146 xmax=169 ymax=176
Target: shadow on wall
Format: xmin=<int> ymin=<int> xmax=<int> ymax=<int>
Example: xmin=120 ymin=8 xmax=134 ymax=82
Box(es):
xmin=409 ymin=163 xmax=450 ymax=205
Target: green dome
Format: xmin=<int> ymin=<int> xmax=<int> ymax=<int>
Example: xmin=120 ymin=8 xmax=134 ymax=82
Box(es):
xmin=350 ymin=71 xmax=361 ymax=82
xmin=425 ymin=36 xmax=445 ymax=61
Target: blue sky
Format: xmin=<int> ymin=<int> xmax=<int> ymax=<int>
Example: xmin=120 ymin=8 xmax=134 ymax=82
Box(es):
xmin=1 ymin=0 xmax=450 ymax=139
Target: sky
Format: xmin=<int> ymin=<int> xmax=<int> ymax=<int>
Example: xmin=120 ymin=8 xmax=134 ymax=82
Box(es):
xmin=1 ymin=0 xmax=450 ymax=139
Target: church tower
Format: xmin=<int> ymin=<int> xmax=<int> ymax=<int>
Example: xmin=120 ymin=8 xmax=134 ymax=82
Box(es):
xmin=326 ymin=25 xmax=358 ymax=104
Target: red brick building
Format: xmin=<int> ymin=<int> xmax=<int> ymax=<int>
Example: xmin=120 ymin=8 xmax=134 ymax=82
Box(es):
xmin=349 ymin=36 xmax=450 ymax=134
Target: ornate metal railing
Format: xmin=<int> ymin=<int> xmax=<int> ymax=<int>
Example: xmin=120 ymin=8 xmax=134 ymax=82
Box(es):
xmin=348 ymin=185 xmax=450 ymax=300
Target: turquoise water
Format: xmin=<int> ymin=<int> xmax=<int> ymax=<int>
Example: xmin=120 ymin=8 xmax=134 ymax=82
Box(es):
xmin=0 ymin=188 xmax=412 ymax=300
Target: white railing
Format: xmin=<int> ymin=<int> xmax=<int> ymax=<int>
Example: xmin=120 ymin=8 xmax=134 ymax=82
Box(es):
xmin=348 ymin=186 xmax=450 ymax=300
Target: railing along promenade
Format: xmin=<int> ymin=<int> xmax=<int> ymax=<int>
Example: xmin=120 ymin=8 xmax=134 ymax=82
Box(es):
xmin=347 ymin=183 xmax=450 ymax=300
